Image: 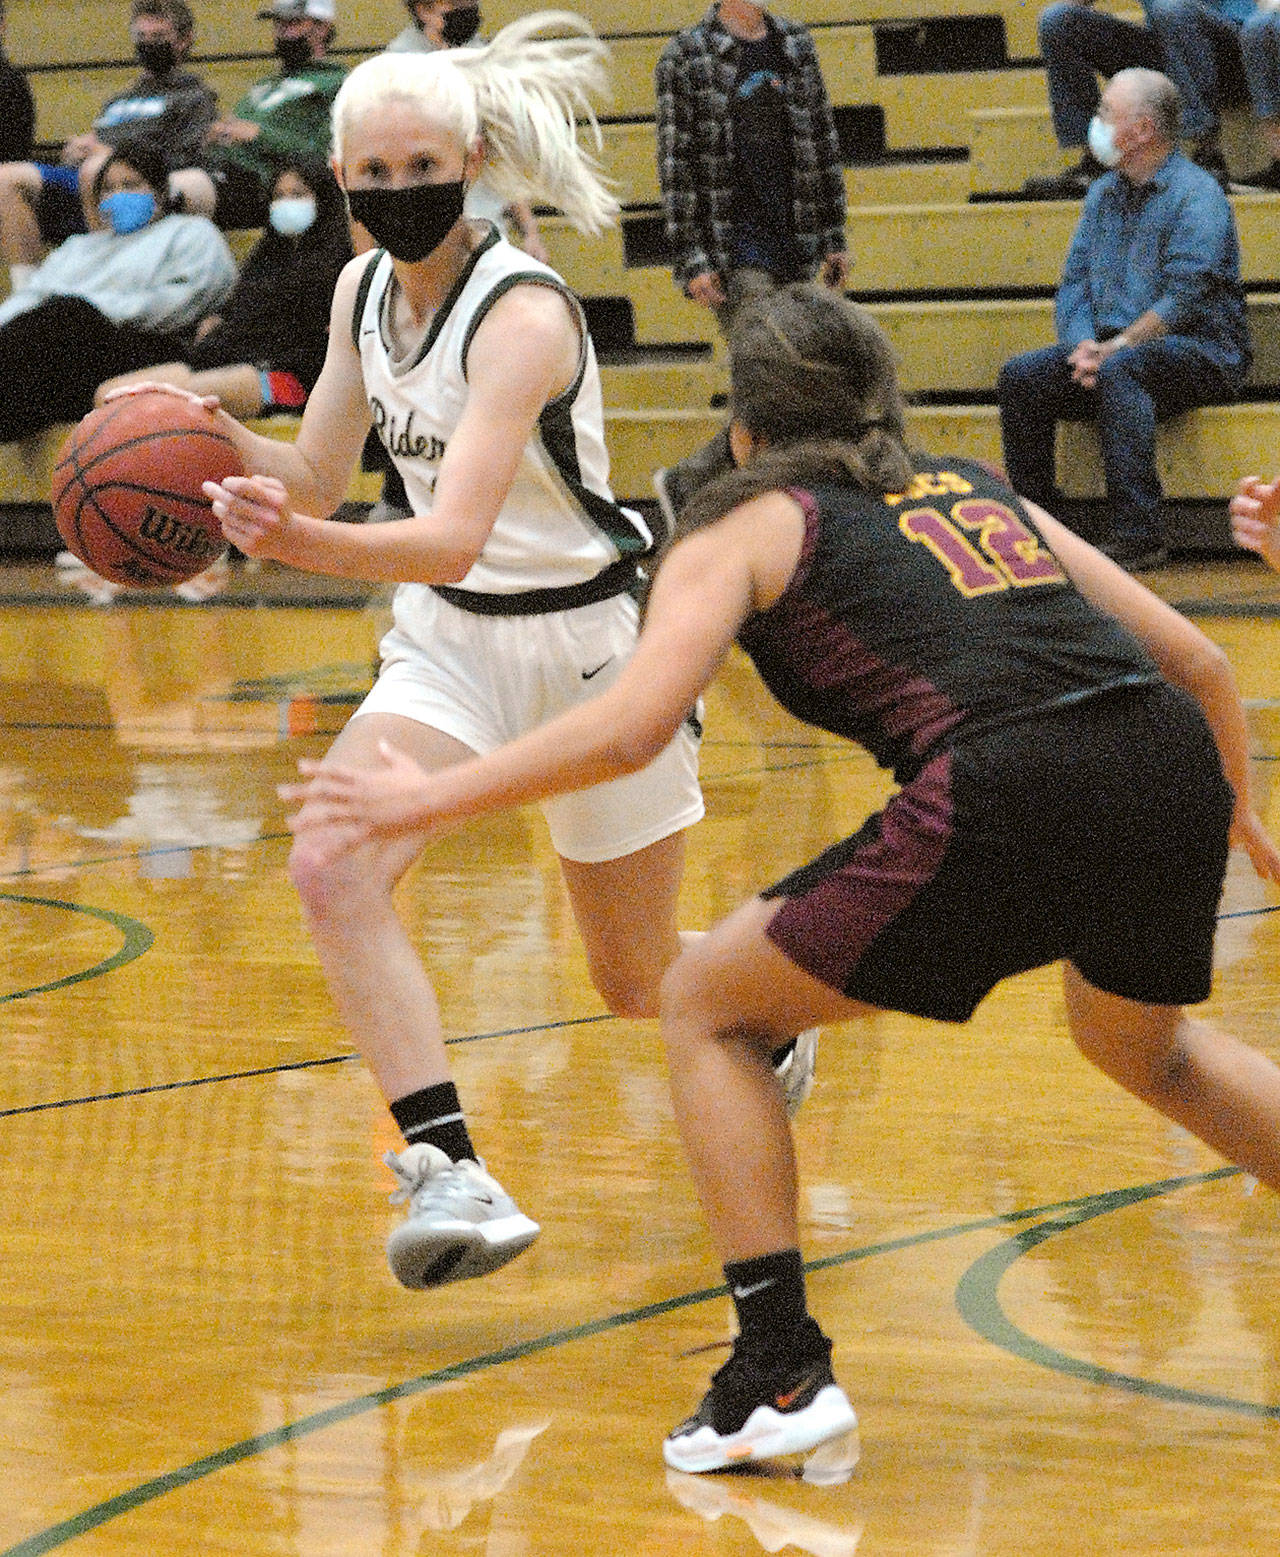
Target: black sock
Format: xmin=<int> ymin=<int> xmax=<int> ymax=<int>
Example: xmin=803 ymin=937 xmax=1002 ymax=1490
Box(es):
xmin=390 ymin=1081 xmax=476 ymax=1164
xmin=724 ymin=1249 xmax=810 ymax=1352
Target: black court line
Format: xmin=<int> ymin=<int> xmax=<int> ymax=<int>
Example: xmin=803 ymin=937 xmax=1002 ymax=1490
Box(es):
xmin=0 ymin=1014 xmax=616 ymax=1121
xmin=0 ymin=1170 xmax=1257 ymax=1557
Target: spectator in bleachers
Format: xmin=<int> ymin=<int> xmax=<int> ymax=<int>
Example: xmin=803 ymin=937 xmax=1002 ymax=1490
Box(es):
xmin=95 ymin=155 xmax=350 ymax=418
xmin=0 ymin=2 xmax=35 ymax=165
xmin=998 ymin=70 xmax=1249 ymax=571
xmin=170 ymin=0 xmax=345 ymax=231
xmin=386 ymin=0 xmax=479 ymax=53
xmin=0 ymin=0 xmax=214 ymax=288
xmin=1238 ymin=2 xmax=1280 ymax=188
xmin=1021 ymin=0 xmax=1253 ymax=198
xmin=0 ymin=138 xmax=234 ymax=444
xmin=651 ymin=0 xmax=848 ymax=525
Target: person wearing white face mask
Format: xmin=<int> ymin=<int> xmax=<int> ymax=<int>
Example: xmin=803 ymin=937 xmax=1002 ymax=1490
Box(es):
xmin=97 ymin=155 xmax=351 ymax=419
xmin=997 ymin=68 xmax=1250 ymax=572
xmin=169 ymin=0 xmax=347 ymax=232
xmin=0 ymin=137 xmax=234 ymax=445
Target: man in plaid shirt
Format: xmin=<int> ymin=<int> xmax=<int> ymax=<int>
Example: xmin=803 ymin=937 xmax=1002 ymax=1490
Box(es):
xmin=653 ymin=0 xmax=849 ymax=521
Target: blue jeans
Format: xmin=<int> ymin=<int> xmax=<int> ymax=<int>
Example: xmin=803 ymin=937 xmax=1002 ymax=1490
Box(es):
xmin=1039 ymin=0 xmax=1246 ymax=146
xmin=1241 ymin=10 xmax=1280 ymax=122
xmin=996 ymin=338 xmax=1239 ymax=547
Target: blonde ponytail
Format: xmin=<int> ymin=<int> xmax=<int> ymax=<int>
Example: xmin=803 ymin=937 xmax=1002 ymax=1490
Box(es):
xmin=456 ymin=12 xmax=617 ymax=233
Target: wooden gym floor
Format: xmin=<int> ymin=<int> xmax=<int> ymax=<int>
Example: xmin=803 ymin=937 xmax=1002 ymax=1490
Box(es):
xmin=3 ymin=550 xmax=1280 ymax=1556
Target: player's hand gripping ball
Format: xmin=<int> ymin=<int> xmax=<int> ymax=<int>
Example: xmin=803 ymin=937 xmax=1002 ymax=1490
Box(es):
xmin=50 ymin=391 xmax=243 ymax=586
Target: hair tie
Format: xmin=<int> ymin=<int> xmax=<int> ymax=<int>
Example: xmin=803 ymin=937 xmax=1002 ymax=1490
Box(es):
xmin=761 ymin=317 xmax=843 ymax=375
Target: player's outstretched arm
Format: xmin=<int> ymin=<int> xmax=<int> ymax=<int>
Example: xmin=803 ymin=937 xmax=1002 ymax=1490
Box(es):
xmin=280 ymin=499 xmax=781 ymax=859
xmin=1229 ymin=476 xmax=1280 ymax=572
xmin=1028 ymin=500 xmax=1280 ymax=884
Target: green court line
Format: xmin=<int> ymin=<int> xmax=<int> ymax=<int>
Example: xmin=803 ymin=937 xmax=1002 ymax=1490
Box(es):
xmin=0 ymin=1170 xmax=1249 ymax=1557
xmin=955 ymin=1166 xmax=1280 ymax=1418
xmin=0 ymin=894 xmax=152 ymax=1003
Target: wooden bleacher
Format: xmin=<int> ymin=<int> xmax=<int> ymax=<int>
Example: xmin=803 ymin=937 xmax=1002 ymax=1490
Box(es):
xmin=2 ymin=0 xmax=1278 ymax=555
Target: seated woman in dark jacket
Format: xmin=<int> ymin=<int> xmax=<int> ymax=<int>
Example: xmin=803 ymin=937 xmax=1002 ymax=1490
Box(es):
xmin=96 ymin=155 xmax=350 ymax=417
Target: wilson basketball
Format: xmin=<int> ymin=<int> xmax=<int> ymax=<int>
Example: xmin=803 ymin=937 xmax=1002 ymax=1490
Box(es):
xmin=50 ymin=392 xmax=243 ymax=586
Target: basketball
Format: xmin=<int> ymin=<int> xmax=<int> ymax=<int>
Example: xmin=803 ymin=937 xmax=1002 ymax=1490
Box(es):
xmin=50 ymin=392 xmax=244 ymax=587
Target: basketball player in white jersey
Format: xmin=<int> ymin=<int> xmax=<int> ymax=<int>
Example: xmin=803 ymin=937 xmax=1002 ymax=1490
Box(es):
xmin=111 ymin=14 xmax=811 ymax=1291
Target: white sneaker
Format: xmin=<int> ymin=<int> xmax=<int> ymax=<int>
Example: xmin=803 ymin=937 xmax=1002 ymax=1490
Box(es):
xmin=774 ymin=1028 xmax=819 ymax=1117
xmin=54 ymin=550 xmax=121 ymax=605
xmin=651 ymin=466 xmax=683 ymax=543
xmin=384 ymin=1144 xmax=540 ymax=1289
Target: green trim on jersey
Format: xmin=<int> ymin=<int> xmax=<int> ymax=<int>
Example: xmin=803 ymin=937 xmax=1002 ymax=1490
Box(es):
xmin=461 ymin=267 xmax=650 ymax=561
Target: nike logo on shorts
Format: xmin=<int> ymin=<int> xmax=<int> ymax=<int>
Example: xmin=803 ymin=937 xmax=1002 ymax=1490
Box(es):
xmin=582 ymin=659 xmax=613 ymax=680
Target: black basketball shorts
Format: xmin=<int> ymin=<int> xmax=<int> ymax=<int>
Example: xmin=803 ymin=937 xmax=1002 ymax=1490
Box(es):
xmin=761 ymin=682 xmax=1233 ymax=1020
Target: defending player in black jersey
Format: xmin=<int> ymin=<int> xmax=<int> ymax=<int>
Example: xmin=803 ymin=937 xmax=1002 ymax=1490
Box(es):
xmin=285 ymin=284 xmax=1280 ymax=1475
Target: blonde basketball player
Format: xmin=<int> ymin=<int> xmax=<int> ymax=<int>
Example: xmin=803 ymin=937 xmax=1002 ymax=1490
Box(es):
xmin=117 ymin=15 xmax=718 ymax=1289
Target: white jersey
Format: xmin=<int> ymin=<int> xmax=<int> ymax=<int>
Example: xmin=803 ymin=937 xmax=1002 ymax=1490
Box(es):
xmin=353 ymin=229 xmax=654 ymax=597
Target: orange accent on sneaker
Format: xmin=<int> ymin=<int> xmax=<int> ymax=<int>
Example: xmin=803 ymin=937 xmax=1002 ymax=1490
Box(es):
xmin=774 ymin=1375 xmax=818 ymax=1411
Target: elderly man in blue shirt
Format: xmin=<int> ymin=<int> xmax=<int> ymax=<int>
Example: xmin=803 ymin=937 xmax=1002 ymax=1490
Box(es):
xmin=997 ymin=68 xmax=1249 ymax=570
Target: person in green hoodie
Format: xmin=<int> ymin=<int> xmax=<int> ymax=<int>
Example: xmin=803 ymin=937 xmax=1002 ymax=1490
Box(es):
xmin=170 ymin=0 xmax=346 ymax=230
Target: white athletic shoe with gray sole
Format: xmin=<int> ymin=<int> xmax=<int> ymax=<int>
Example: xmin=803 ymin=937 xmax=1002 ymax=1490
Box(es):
xmin=774 ymin=1028 xmax=819 ymax=1117
xmin=384 ymin=1144 xmax=540 ymax=1289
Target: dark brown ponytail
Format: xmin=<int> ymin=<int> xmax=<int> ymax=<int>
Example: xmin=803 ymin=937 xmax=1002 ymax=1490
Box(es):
xmin=674 ymin=285 xmax=915 ymax=541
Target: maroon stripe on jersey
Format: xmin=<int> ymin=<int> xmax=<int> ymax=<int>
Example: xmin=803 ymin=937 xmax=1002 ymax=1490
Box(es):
xmin=745 ymin=491 xmax=966 ymax=770
xmin=786 ymin=595 xmax=965 ymax=761
xmin=764 ymin=750 xmax=955 ymax=994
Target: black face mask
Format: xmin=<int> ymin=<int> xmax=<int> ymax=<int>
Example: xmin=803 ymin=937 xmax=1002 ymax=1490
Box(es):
xmin=346 ymin=179 xmax=467 ymax=263
xmin=441 ymin=5 xmax=481 ymax=46
xmin=136 ymin=40 xmax=178 ymax=77
xmin=274 ymin=36 xmax=313 ymax=73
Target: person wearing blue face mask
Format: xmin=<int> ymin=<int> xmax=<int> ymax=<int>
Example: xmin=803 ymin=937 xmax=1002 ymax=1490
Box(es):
xmin=97 ymin=156 xmax=351 ymax=419
xmin=0 ymin=0 xmax=216 ymax=285
xmin=0 ymin=137 xmax=234 ymax=447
